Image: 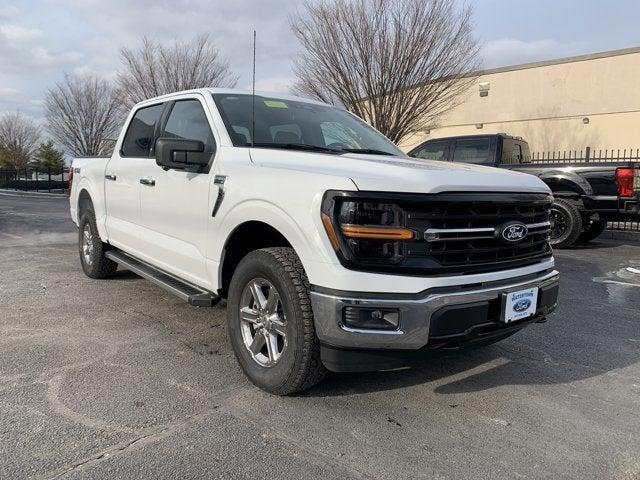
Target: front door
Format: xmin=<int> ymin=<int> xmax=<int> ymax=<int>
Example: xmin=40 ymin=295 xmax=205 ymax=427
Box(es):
xmin=104 ymin=103 xmax=164 ymax=253
xmin=138 ymin=97 xmax=216 ymax=287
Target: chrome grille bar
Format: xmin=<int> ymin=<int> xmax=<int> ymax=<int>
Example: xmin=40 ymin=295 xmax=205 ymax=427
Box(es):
xmin=424 ymin=221 xmax=551 ymax=242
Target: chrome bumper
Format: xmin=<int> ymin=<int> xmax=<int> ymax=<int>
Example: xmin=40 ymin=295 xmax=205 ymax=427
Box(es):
xmin=310 ymin=269 xmax=560 ymax=350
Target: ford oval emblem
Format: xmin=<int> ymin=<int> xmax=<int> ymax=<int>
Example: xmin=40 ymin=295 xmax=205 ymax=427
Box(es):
xmin=500 ymin=223 xmax=528 ymax=243
xmin=513 ymin=298 xmax=532 ymax=313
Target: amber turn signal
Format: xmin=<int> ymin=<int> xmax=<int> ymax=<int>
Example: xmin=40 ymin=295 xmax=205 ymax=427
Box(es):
xmin=341 ymin=225 xmax=414 ymax=240
xmin=321 ymin=213 xmax=341 ymax=250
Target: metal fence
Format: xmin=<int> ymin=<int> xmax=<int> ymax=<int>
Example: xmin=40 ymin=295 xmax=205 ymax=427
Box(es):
xmin=0 ymin=167 xmax=69 ymax=193
xmin=607 ymin=221 xmax=640 ymax=232
xmin=530 ymin=146 xmax=640 ymax=164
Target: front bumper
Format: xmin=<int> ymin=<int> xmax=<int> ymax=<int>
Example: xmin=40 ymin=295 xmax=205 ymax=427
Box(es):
xmin=310 ymin=269 xmax=559 ymax=371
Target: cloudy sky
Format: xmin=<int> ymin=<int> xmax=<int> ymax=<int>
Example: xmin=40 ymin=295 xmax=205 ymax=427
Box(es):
xmin=1 ymin=0 xmax=640 ymax=119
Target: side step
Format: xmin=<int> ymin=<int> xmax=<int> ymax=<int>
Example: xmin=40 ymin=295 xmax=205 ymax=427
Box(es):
xmin=105 ymin=250 xmax=220 ymax=307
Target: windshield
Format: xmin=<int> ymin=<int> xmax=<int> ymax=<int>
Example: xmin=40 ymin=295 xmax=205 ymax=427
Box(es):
xmin=212 ymin=94 xmax=404 ymax=157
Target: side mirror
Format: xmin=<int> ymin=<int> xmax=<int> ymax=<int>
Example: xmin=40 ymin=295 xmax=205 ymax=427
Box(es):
xmin=155 ymin=138 xmax=211 ymax=170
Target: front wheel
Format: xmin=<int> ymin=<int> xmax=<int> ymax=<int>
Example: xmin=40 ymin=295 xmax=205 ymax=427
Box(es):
xmin=227 ymin=247 xmax=326 ymax=395
xmin=549 ymin=198 xmax=583 ymax=248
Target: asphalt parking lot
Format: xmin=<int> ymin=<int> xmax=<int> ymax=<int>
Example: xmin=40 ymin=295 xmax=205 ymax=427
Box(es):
xmin=1 ymin=192 xmax=639 ymax=480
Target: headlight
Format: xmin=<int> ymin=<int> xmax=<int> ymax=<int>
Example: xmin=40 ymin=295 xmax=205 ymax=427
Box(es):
xmin=321 ymin=193 xmax=414 ymax=266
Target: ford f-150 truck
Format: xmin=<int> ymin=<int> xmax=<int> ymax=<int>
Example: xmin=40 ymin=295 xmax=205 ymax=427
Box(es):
xmin=409 ymin=134 xmax=640 ymax=248
xmin=69 ymin=89 xmax=560 ymax=395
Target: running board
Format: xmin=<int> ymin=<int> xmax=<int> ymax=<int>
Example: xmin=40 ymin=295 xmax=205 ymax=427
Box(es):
xmin=105 ymin=250 xmax=220 ymax=307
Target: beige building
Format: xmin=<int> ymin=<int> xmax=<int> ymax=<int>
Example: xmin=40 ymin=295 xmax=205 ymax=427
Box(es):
xmin=401 ymin=47 xmax=640 ymax=156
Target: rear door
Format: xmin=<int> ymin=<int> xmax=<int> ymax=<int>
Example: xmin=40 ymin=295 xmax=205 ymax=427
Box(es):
xmin=104 ymin=103 xmax=164 ymax=251
xmin=137 ymin=95 xmax=216 ymax=286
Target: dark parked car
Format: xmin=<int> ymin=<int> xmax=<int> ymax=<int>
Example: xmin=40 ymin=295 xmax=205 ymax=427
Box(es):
xmin=409 ymin=134 xmax=640 ymax=247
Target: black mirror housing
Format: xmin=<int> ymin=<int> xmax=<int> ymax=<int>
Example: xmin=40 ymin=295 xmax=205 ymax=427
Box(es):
xmin=155 ymin=138 xmax=211 ymax=170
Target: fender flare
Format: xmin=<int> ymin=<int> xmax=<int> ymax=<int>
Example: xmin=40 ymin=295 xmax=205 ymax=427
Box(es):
xmin=213 ymin=199 xmax=334 ymax=285
xmin=74 ymin=179 xmax=109 ymax=241
xmin=538 ymin=170 xmax=592 ymax=197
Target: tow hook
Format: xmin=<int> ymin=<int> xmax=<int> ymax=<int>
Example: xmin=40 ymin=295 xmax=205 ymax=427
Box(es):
xmin=535 ymin=317 xmax=548 ymax=324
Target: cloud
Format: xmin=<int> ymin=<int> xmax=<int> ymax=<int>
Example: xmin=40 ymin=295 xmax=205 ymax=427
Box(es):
xmin=481 ymin=38 xmax=588 ymax=68
xmin=0 ymin=87 xmax=19 ymax=100
xmin=0 ymin=0 xmax=306 ymax=117
xmin=48 ymin=0 xmax=301 ymax=85
xmin=0 ymin=22 xmax=83 ymax=74
xmin=0 ymin=24 xmax=41 ymax=41
xmin=254 ymin=76 xmax=297 ymax=94
xmin=0 ymin=5 xmax=19 ymax=19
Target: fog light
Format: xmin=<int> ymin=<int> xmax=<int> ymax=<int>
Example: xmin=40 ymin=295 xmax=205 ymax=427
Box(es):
xmin=343 ymin=307 xmax=400 ymax=330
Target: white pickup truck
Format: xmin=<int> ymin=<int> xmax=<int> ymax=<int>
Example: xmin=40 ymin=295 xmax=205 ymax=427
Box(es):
xmin=69 ymin=88 xmax=559 ymax=394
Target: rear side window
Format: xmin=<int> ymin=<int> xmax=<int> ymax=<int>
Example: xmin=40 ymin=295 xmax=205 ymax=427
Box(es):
xmin=413 ymin=141 xmax=448 ymax=161
xmin=502 ymin=139 xmax=531 ymax=164
xmin=451 ymin=138 xmax=491 ymax=165
xmin=161 ymin=99 xmax=215 ymax=153
xmin=121 ymin=104 xmax=163 ymax=158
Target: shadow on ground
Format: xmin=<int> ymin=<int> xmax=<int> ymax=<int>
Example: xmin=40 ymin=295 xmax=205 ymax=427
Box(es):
xmin=303 ymin=252 xmax=639 ymax=397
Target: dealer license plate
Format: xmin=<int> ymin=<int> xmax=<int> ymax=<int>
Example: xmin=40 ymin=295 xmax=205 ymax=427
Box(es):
xmin=501 ymin=287 xmax=539 ymax=323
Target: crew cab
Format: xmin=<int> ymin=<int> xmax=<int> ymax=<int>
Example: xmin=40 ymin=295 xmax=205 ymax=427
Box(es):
xmin=409 ymin=134 xmax=640 ymax=247
xmin=69 ymin=89 xmax=560 ymax=395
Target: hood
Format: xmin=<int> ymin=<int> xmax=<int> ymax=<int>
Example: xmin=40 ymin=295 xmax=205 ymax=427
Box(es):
xmin=249 ymin=149 xmax=550 ymax=194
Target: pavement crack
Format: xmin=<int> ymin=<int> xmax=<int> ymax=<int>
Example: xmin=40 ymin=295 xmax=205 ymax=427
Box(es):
xmin=42 ymin=385 xmax=249 ymax=479
xmin=47 ymin=428 xmax=169 ymax=479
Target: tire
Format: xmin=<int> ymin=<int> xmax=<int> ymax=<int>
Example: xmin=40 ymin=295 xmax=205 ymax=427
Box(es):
xmin=78 ymin=210 xmax=118 ymax=279
xmin=227 ymin=247 xmax=326 ymax=395
xmin=549 ymin=198 xmax=583 ymax=248
xmin=576 ymin=220 xmax=606 ymax=244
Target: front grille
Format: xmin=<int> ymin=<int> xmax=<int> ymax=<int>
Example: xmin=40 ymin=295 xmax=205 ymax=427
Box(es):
xmin=403 ymin=193 xmax=552 ymax=274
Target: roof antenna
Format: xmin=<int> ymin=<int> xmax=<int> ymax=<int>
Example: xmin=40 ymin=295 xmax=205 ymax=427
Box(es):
xmin=251 ymin=30 xmax=256 ymax=148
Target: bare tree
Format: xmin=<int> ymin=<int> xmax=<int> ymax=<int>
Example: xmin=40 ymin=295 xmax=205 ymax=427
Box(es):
xmin=44 ymin=74 xmax=122 ymax=157
xmin=116 ymin=34 xmax=238 ymax=109
xmin=0 ymin=112 xmax=42 ymax=171
xmin=291 ymin=0 xmax=480 ymax=144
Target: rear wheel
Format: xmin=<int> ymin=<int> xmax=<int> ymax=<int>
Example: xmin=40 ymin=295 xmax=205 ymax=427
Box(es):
xmin=78 ymin=210 xmax=118 ymax=279
xmin=549 ymin=198 xmax=583 ymax=248
xmin=576 ymin=220 xmax=607 ymax=244
xmin=227 ymin=247 xmax=326 ymax=395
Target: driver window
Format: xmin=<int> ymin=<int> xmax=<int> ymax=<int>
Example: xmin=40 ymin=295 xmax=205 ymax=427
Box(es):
xmin=161 ymin=99 xmax=215 ymax=153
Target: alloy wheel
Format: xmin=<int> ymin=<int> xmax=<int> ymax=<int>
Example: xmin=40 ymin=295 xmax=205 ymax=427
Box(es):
xmin=549 ymin=207 xmax=568 ymax=240
xmin=239 ymin=278 xmax=287 ymax=367
xmin=82 ymin=224 xmax=94 ymax=265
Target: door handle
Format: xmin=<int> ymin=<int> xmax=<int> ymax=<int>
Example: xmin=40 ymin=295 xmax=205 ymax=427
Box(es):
xmin=139 ymin=177 xmax=156 ymax=186
xmin=105 ymin=174 xmax=117 ymax=181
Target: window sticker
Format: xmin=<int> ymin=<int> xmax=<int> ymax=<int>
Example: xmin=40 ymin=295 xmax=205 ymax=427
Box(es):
xmin=264 ymin=100 xmax=288 ymax=109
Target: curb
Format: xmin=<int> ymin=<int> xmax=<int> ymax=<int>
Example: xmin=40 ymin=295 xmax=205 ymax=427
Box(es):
xmin=603 ymin=229 xmax=640 ymax=243
xmin=0 ymin=189 xmax=69 ymax=198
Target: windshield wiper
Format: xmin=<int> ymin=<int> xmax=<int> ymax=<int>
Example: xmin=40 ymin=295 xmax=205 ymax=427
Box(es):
xmin=251 ymin=142 xmax=341 ymax=154
xmin=338 ymin=148 xmax=395 ymax=156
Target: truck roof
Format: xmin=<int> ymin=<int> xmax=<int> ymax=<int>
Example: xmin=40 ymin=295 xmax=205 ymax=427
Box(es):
xmin=424 ymin=133 xmax=526 ymax=142
xmin=133 ymin=88 xmax=332 ymax=109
